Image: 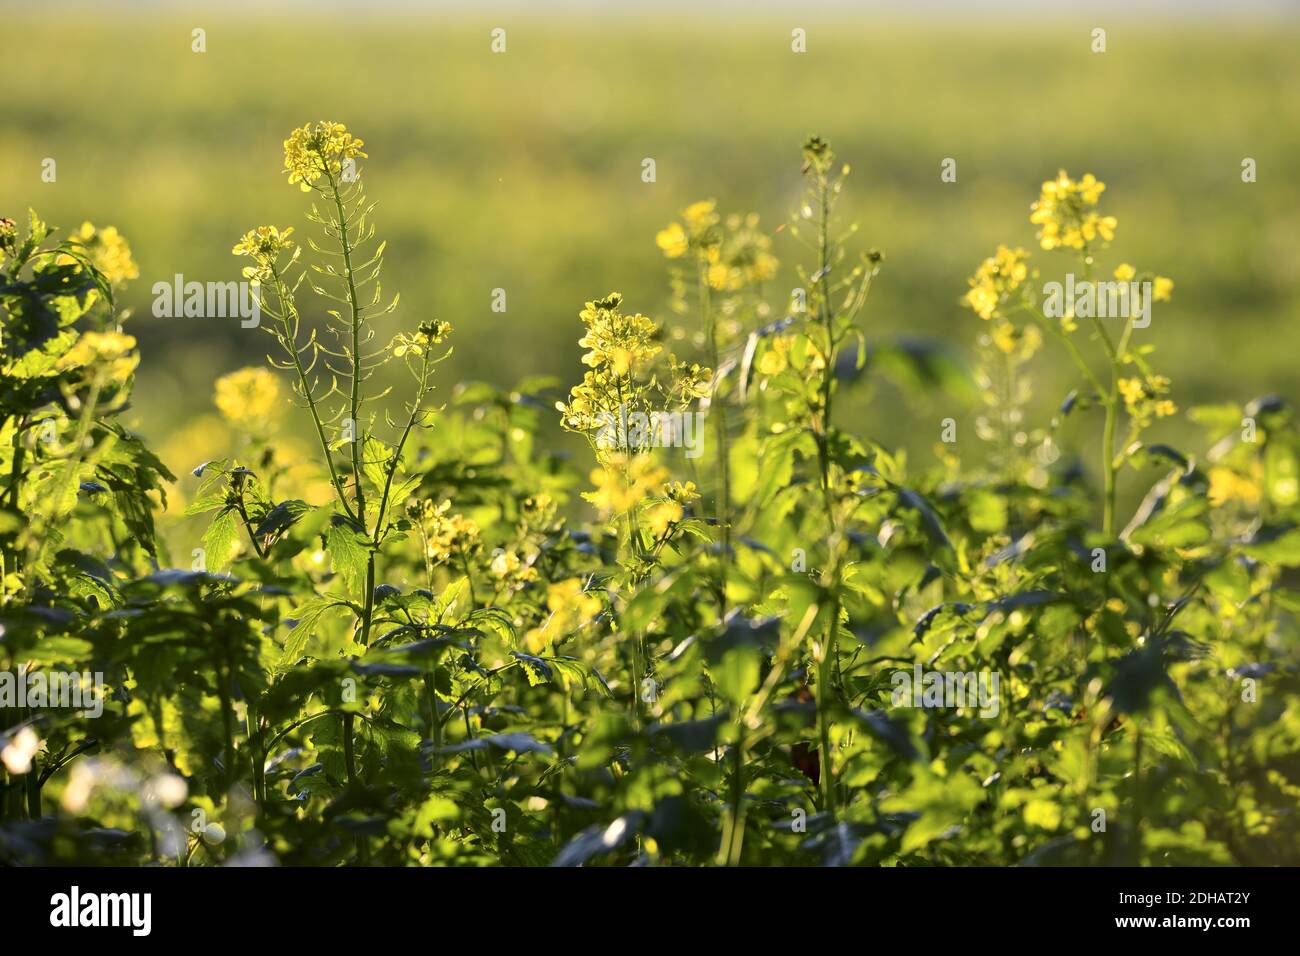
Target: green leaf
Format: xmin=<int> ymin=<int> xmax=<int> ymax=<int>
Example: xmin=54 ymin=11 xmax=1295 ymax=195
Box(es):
xmin=1243 ymin=528 xmax=1300 ymax=566
xmin=203 ymin=508 xmax=241 ymax=570
xmin=326 ymin=518 xmax=370 ymax=592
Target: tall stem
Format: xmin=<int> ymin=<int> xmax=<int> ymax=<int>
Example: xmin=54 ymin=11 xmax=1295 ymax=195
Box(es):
xmin=324 ymin=170 xmax=367 ymax=529
xmin=268 ymin=265 xmax=355 ymax=523
xmin=699 ymin=262 xmax=730 ymax=614
xmin=1079 ymin=255 xmax=1121 ymax=538
xmin=812 ymin=169 xmax=841 ymax=820
xmin=1101 ymin=392 xmax=1117 ymax=537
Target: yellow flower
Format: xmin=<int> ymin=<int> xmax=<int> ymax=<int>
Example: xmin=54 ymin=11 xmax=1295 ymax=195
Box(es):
xmin=667 ymin=359 xmax=712 ymax=402
xmin=655 ymin=221 xmax=688 ymax=258
xmin=1208 ymin=467 xmax=1261 ymax=507
xmin=991 ymin=322 xmax=1016 ymax=355
xmin=214 ymin=366 xmax=282 ymax=431
xmin=489 ymin=549 xmax=538 ymax=586
xmin=963 ymin=245 xmax=1029 ymax=320
xmin=1076 ymin=173 xmax=1105 ymax=205
xmin=707 ymin=261 xmax=731 ymax=290
xmin=990 ymin=320 xmax=1042 ymax=360
xmin=585 ymin=453 xmax=668 ymax=516
xmin=1119 ymin=375 xmax=1176 ymax=424
xmin=683 ymin=200 xmax=719 ymax=233
xmin=1118 ymin=377 xmax=1145 ymax=408
xmin=524 ymin=578 xmax=602 ymax=654
xmin=573 ymin=293 xmax=661 ymax=372
xmin=1153 ymin=276 xmax=1174 ymax=301
xmin=610 ymin=346 xmax=634 ymax=377
xmin=1080 ymin=213 xmax=1117 ymax=243
xmin=231 ymin=225 xmax=295 ymax=282
xmin=658 ymin=203 xmax=776 ymax=296
xmin=283 ymin=121 xmax=367 ymax=192
xmin=58 ymin=330 xmax=139 ymax=379
xmin=1029 ymin=171 xmax=1115 ymax=251
xmin=758 ymin=335 xmax=793 ymax=376
xmin=644 ymin=499 xmax=684 ymax=537
xmin=1113 ymin=263 xmax=1136 ymax=282
xmin=412 ymin=499 xmax=481 ymax=563
xmin=665 ymin=480 xmax=700 ymax=504
xmin=392 ymin=320 xmax=453 ymax=357
xmin=61 ymin=222 xmax=139 ymax=286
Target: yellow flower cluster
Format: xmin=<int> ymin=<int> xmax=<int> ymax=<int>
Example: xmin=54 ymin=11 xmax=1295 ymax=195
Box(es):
xmin=490 ymin=549 xmax=538 ymax=587
xmin=1208 ymin=466 xmax=1262 ymax=507
xmin=411 ymin=499 xmax=481 ymax=563
xmin=523 ymin=578 xmax=602 ymax=654
xmin=990 ymin=320 xmax=1042 ymax=359
xmin=664 ymin=480 xmax=700 ymax=504
xmin=668 ymin=359 xmax=712 ymax=401
xmin=58 ymin=330 xmax=139 ymax=380
xmin=558 ymin=293 xmax=713 ymax=447
xmin=61 ymin=222 xmax=139 ymax=286
xmin=558 ymin=293 xmax=659 ymax=433
xmin=0 ymin=217 xmax=17 ymax=268
xmin=392 ymin=320 xmax=453 ymax=357
xmin=214 ymin=366 xmax=283 ymax=431
xmin=1029 ymin=171 xmax=1117 ymax=251
xmin=231 ymin=225 xmax=295 ymax=283
xmin=1119 ymin=375 xmax=1176 ymax=423
xmin=578 ymin=292 xmax=660 ymax=374
xmin=282 ymin=121 xmax=367 ymax=192
xmin=656 ymin=200 xmax=719 ymax=258
xmin=963 ymin=245 xmax=1030 ymax=320
xmin=758 ymin=335 xmax=793 ymax=376
xmin=657 ymin=202 xmax=777 ymax=292
xmin=584 ymin=453 xmax=668 ymax=516
xmin=643 ymin=499 xmax=683 ymax=537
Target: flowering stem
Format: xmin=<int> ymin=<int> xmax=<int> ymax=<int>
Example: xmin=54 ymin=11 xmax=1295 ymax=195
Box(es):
xmin=322 ymin=169 xmax=378 ymax=653
xmin=1016 ymin=301 xmax=1107 ymax=399
xmin=625 ymin=504 xmax=643 ymax=728
xmin=1101 ymin=388 xmax=1118 ymax=538
xmin=375 ymin=355 xmax=431 ymax=538
xmin=811 ymin=165 xmax=841 ymax=821
xmin=698 ymin=260 xmax=730 ymax=614
xmin=268 ymin=264 xmax=356 ymax=524
xmin=323 ymin=169 xmax=368 ymax=534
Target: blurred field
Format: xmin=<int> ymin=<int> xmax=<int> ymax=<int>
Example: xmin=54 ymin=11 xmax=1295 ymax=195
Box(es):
xmin=4 ymin=5 xmax=1299 ymax=498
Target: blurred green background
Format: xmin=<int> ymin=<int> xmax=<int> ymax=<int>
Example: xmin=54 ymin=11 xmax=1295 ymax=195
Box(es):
xmin=4 ymin=3 xmax=1299 ymax=502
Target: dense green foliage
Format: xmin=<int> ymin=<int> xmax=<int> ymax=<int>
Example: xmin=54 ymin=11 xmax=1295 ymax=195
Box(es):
xmin=3 ymin=121 xmax=1298 ymax=867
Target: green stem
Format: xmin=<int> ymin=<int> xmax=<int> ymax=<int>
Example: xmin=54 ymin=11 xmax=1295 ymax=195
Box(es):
xmin=268 ymin=265 xmax=356 ymax=523
xmin=342 ymin=711 xmax=358 ymax=786
xmin=698 ymin=261 xmax=730 ymax=614
xmin=217 ymin=657 xmax=236 ymax=794
xmin=1101 ymin=389 xmax=1117 ymax=538
xmin=718 ymin=725 xmax=747 ymax=865
xmin=323 ymin=169 xmax=367 ymax=528
xmin=815 ymin=596 xmax=840 ymax=819
xmin=1017 ymin=301 xmax=1107 ymax=399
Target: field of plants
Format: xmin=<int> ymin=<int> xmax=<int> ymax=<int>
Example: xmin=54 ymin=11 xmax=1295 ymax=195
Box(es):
xmin=2 ymin=7 xmax=1299 ymax=870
